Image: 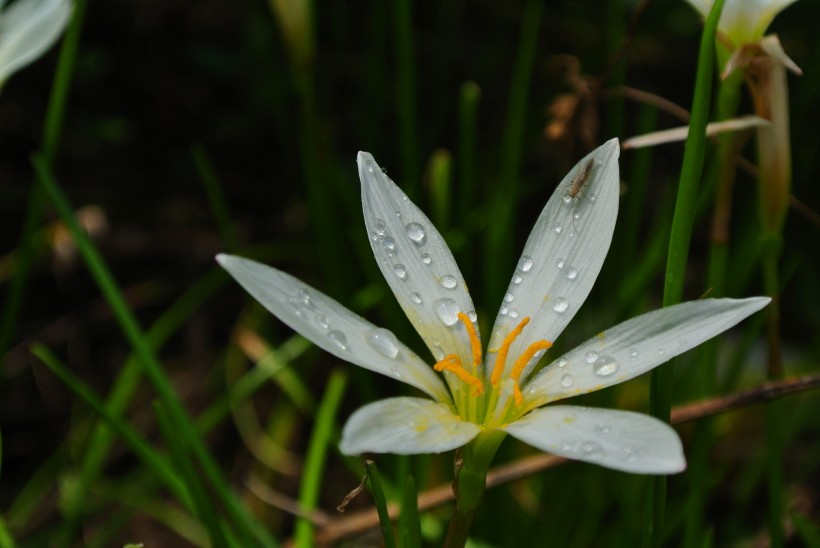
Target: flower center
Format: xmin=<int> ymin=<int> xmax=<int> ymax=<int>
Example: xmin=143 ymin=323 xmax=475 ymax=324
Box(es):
xmin=432 ymin=313 xmax=553 ymax=420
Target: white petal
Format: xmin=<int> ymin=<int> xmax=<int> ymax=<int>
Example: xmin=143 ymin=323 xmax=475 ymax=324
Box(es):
xmin=216 ymin=254 xmax=450 ymax=403
xmin=340 ymin=397 xmax=481 ymax=455
xmin=503 ymin=405 xmax=685 ymax=474
xmin=524 ymin=297 xmax=770 ymax=407
xmin=0 ymin=0 xmax=71 ymax=84
xmin=486 ymin=140 xmax=619 ymax=381
xmin=359 ymin=152 xmax=478 ymax=372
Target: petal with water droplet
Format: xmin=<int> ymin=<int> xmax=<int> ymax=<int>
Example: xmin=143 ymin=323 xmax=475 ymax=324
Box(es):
xmin=503 ymin=405 xmax=685 ymax=474
xmin=524 ymin=297 xmax=770 ymax=407
xmin=487 ymin=140 xmax=620 ymax=381
xmin=216 ymin=254 xmax=450 ymax=403
xmin=358 ymin=152 xmax=477 ymax=369
xmin=340 ymin=397 xmax=481 ymax=455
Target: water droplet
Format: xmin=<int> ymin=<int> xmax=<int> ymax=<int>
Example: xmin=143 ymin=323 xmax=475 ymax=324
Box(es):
xmin=297 ymin=289 xmax=310 ymax=305
xmin=629 ymin=348 xmax=639 ymax=359
xmin=581 ymin=441 xmax=604 ymax=459
xmin=393 ymin=264 xmax=407 ymax=280
xmin=561 ymin=374 xmax=574 ymax=388
xmin=557 ymin=358 xmax=568 ymax=368
xmin=316 ymin=314 xmax=329 ymax=329
xmin=432 ymin=342 xmax=445 ymax=360
xmin=512 ymin=274 xmax=523 ymax=285
xmin=554 ymin=225 xmax=563 ymax=234
xmin=421 ymin=253 xmax=432 ymax=265
xmin=518 ymin=256 xmax=533 ymax=273
xmin=405 ymin=222 xmax=425 ymax=245
xmin=468 ymin=310 xmax=478 ymax=323
xmin=623 ymin=447 xmax=640 ymax=463
xmin=410 ymin=292 xmax=423 ymax=304
xmin=390 ymin=367 xmax=403 ymax=379
xmin=593 ymin=355 xmax=619 ymax=377
xmin=374 ymin=218 xmax=386 ymax=235
xmin=288 ymin=297 xmax=303 ymax=316
xmin=508 ymin=308 xmax=519 ymax=319
xmin=394 ymin=210 xmax=401 ymax=218
xmin=439 ymin=275 xmax=457 ymax=289
xmin=433 ymin=298 xmax=460 ymax=326
xmin=589 ymin=192 xmax=597 ymax=202
xmin=556 ymin=258 xmax=565 ymax=269
xmin=504 ymin=292 xmax=514 ymax=303
xmin=328 ymin=330 xmax=348 ymax=351
xmin=657 ymin=346 xmax=667 ymax=356
xmin=564 ymin=413 xmax=577 ymax=423
xmin=383 ymin=237 xmax=396 ymax=255
xmin=585 ymin=351 xmax=599 ymax=364
xmin=595 ymin=424 xmax=611 ymax=434
xmin=562 ymin=194 xmax=572 ymax=205
xmin=552 ymin=297 xmax=568 ymax=314
xmin=500 ymin=306 xmax=509 ymax=316
xmin=566 ymin=267 xmax=578 ymax=280
xmin=366 ymin=328 xmax=400 ymax=358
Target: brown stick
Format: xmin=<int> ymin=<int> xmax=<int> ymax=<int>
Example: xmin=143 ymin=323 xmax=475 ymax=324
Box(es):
xmin=310 ymin=374 xmax=820 ymax=545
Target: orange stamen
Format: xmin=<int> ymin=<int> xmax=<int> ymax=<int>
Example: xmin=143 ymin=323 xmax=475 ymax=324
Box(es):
xmin=510 ymin=340 xmax=553 ymax=405
xmin=490 ymin=317 xmax=530 ymax=386
xmin=457 ymin=312 xmax=482 ymax=368
xmin=434 ymin=354 xmax=484 ymax=396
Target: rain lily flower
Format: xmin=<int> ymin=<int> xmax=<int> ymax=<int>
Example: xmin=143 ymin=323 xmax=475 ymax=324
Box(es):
xmin=0 ymin=0 xmax=72 ymax=88
xmin=685 ymin=0 xmax=799 ymax=47
xmin=217 ymin=140 xmax=768 ymax=476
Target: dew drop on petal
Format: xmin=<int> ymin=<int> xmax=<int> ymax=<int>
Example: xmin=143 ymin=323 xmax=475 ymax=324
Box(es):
xmin=328 ymin=330 xmax=348 ymax=351
xmin=552 ymin=297 xmax=568 ymax=314
xmin=566 ymin=267 xmax=578 ymax=280
xmin=410 ymin=292 xmax=423 ymax=304
xmin=374 ymin=218 xmax=386 ymax=235
xmin=595 ymin=424 xmax=611 ymax=434
xmin=504 ymin=292 xmax=514 ymax=303
xmin=585 ymin=351 xmax=599 ymax=364
xmin=468 ymin=310 xmax=478 ymax=323
xmin=512 ymin=274 xmax=523 ymax=285
xmin=405 ymin=222 xmax=425 ymax=245
xmin=581 ymin=441 xmax=604 ymax=459
xmin=383 ymin=237 xmax=396 ymax=255
xmin=589 ymin=192 xmax=597 ymax=202
xmin=433 ymin=298 xmax=460 ymax=326
xmin=562 ymin=194 xmax=572 ymax=205
xmin=390 ymin=367 xmax=403 ymax=379
xmin=557 ymin=358 xmax=568 ymax=368
xmin=433 ymin=341 xmax=445 ymax=360
xmin=554 ymin=225 xmax=563 ymax=235
xmin=439 ymin=275 xmax=457 ymax=289
xmin=561 ymin=374 xmax=574 ymax=388
xmin=421 ymin=253 xmax=432 ymax=265
xmin=593 ymin=355 xmax=619 ymax=377
xmin=556 ymin=258 xmax=565 ymax=269
xmin=623 ymin=447 xmax=641 ymax=463
xmin=297 ymin=289 xmax=310 ymax=305
xmin=500 ymin=306 xmax=509 ymax=316
xmin=508 ymin=308 xmax=519 ymax=319
xmin=316 ymin=314 xmax=329 ymax=329
xmin=517 ymin=255 xmax=533 ymax=273
xmin=629 ymin=348 xmax=639 ymax=359
xmin=393 ymin=264 xmax=407 ymax=280
xmin=366 ymin=328 xmax=400 ymax=359
xmin=564 ymin=413 xmax=576 ymax=423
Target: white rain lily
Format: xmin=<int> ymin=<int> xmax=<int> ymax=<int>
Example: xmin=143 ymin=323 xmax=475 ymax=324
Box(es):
xmin=685 ymin=0 xmax=799 ymax=46
xmin=217 ymin=140 xmax=769 ymax=475
xmin=0 ymin=0 xmax=72 ymax=88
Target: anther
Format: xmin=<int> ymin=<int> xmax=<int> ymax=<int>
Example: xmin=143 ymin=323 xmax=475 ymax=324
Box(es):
xmin=490 ymin=317 xmax=531 ymax=386
xmin=510 ymin=340 xmax=553 ymax=405
xmin=434 ymin=354 xmax=484 ymax=396
xmin=457 ymin=312 xmax=482 ymax=368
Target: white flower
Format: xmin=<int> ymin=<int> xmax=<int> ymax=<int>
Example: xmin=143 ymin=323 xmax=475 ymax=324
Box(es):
xmin=217 ymin=140 xmax=769 ymax=474
xmin=0 ymin=0 xmax=72 ymax=87
xmin=685 ymin=0 xmax=799 ymax=46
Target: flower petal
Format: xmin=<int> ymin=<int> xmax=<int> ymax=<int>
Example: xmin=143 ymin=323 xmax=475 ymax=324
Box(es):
xmin=340 ymin=397 xmax=481 ymax=455
xmin=503 ymin=405 xmax=685 ymax=474
xmin=216 ymin=254 xmax=450 ymax=403
xmin=0 ymin=0 xmax=71 ymax=84
xmin=359 ymin=152 xmax=477 ymax=371
xmin=486 ymin=139 xmax=620 ymax=381
xmin=524 ymin=297 xmax=770 ymax=407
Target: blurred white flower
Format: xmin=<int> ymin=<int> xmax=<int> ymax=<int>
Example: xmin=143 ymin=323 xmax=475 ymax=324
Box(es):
xmin=685 ymin=0 xmax=799 ymax=46
xmin=0 ymin=0 xmax=72 ymax=87
xmin=218 ymin=140 xmax=769 ymax=474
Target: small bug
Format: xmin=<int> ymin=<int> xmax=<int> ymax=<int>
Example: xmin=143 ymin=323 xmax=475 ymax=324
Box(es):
xmin=552 ymin=157 xmax=596 ymax=233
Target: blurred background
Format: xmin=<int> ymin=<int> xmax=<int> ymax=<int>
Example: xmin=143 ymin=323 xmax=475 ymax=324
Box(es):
xmin=1 ymin=0 xmax=818 ymax=545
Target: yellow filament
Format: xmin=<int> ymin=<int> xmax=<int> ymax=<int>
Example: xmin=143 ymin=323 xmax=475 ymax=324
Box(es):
xmin=457 ymin=312 xmax=482 ymax=368
xmin=490 ymin=317 xmax=530 ymax=386
xmin=434 ymin=354 xmax=484 ymax=396
xmin=510 ymin=340 xmax=553 ymax=405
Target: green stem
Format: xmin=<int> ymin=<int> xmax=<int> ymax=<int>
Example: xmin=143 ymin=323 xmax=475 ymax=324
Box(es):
xmin=646 ymin=1 xmax=724 ymax=546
